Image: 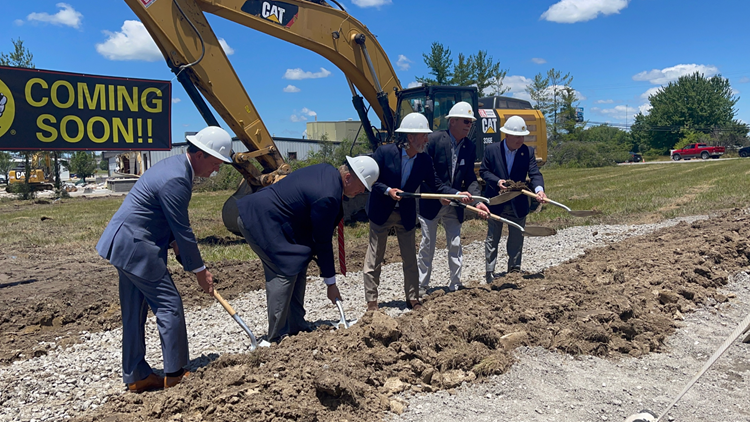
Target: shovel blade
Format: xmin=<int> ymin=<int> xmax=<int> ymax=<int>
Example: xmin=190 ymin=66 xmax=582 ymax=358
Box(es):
xmin=489 ymin=191 xmax=522 ymax=206
xmin=521 ymin=226 xmax=557 ymax=237
xmin=568 ymin=210 xmax=601 ymax=217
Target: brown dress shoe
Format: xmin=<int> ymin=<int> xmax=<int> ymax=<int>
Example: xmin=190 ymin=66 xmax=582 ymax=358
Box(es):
xmin=165 ymin=371 xmax=190 ymax=388
xmin=409 ymin=300 xmax=423 ymax=311
xmin=127 ymin=373 xmax=163 ymax=393
xmin=366 ymin=301 xmax=378 ymax=311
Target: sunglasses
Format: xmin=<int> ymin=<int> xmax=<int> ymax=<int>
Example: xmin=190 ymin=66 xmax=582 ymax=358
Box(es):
xmin=462 ymin=119 xmax=473 ymax=125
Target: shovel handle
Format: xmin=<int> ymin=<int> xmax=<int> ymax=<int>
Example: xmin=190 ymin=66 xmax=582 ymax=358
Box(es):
xmin=458 ymin=202 xmax=526 ymax=233
xmin=397 ymin=192 xmax=489 ymax=203
xmin=213 ymin=290 xmax=236 ymax=317
xmin=521 ymin=189 xmax=570 ymax=212
xmin=335 ymin=298 xmax=350 ymax=329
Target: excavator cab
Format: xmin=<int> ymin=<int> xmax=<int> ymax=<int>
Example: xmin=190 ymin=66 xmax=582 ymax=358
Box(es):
xmin=394 ymin=85 xmax=480 ymax=156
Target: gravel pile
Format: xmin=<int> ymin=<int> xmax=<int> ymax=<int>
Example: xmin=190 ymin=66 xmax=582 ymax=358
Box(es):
xmin=3 ymin=214 xmax=737 ymax=422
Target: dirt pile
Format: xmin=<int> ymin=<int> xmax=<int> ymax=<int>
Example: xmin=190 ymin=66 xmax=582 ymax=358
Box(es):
xmin=73 ymin=209 xmax=750 ymax=422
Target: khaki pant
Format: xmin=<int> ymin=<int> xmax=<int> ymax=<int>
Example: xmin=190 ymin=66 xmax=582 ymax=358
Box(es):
xmin=363 ymin=209 xmax=419 ymax=303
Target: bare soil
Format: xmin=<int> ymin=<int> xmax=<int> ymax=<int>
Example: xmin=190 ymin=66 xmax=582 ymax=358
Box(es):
xmin=4 ymin=205 xmax=750 ymax=421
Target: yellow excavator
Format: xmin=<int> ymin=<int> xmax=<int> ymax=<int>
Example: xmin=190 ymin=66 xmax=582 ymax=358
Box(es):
xmin=125 ymin=0 xmax=546 ymax=234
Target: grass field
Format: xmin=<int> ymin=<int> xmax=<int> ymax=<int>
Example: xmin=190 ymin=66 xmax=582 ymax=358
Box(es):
xmin=1 ymin=158 xmax=749 ymax=263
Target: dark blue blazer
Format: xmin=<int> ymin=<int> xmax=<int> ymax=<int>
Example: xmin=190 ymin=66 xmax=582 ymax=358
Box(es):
xmin=237 ymin=164 xmax=343 ymax=278
xmin=480 ymin=141 xmax=544 ymax=218
xmin=96 ymin=154 xmax=203 ymax=281
xmin=366 ymin=143 xmax=455 ymax=231
xmin=419 ymin=130 xmax=481 ymax=223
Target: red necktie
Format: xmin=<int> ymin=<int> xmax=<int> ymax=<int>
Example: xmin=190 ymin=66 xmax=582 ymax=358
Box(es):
xmin=337 ymin=219 xmax=347 ymax=276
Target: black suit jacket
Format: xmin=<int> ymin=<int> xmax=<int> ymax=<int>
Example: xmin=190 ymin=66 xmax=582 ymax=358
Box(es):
xmin=480 ymin=141 xmax=544 ymax=218
xmin=237 ymin=164 xmax=343 ymax=278
xmin=419 ymin=130 xmax=481 ymax=222
xmin=367 ymin=143 xmax=455 ymax=231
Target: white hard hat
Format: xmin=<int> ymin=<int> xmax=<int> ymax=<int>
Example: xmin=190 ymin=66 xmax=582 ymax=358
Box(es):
xmin=500 ymin=116 xmax=530 ymax=136
xmin=346 ymin=155 xmax=379 ymax=191
xmin=446 ymin=101 xmax=476 ymax=121
xmin=395 ymin=112 xmax=432 ymax=133
xmin=186 ymin=126 xmax=233 ymax=163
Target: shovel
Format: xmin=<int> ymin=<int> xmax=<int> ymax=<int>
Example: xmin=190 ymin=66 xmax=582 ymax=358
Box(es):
xmin=521 ymin=189 xmax=601 ymax=217
xmin=397 ymin=192 xmax=490 ymax=204
xmin=454 ymin=201 xmax=557 ymax=237
xmin=488 ymin=190 xmax=522 ymax=206
xmin=331 ymin=298 xmax=357 ymax=329
xmin=213 ymin=290 xmax=261 ymax=351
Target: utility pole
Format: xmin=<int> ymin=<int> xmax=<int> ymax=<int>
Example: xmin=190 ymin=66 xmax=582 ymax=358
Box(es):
xmin=625 ymin=104 xmax=628 ymax=130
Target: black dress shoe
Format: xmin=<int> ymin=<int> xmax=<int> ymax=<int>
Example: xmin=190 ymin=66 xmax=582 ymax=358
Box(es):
xmin=508 ymin=267 xmax=522 ymax=274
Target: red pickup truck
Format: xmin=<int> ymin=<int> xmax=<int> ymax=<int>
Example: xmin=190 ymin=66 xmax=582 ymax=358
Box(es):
xmin=671 ymin=143 xmax=725 ymax=161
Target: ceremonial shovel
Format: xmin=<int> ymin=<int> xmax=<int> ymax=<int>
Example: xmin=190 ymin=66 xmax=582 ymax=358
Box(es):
xmin=488 ymin=190 xmax=522 ymax=205
xmin=331 ymin=298 xmax=357 ymax=329
xmin=213 ymin=290 xmax=265 ymax=350
xmin=521 ymin=190 xmax=601 ymax=217
xmin=396 ymin=192 xmax=490 ymax=203
xmin=454 ymin=201 xmax=557 ymax=237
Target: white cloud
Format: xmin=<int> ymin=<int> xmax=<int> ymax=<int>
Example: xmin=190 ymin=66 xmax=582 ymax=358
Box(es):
xmin=96 ymin=20 xmax=162 ymax=62
xmin=352 ymin=0 xmax=392 ymax=7
xmin=531 ymin=58 xmax=547 ymax=64
xmin=541 ymin=0 xmax=629 ymax=23
xmin=640 ymin=86 xmax=662 ymax=100
xmin=25 ymin=3 xmax=83 ymax=28
xmin=283 ymin=85 xmax=301 ymax=93
xmin=633 ymin=64 xmax=719 ymax=85
xmin=172 ymin=98 xmax=181 ymax=104
xmin=14 ymin=19 xmax=24 ymax=26
xmin=290 ymin=107 xmax=317 ymax=122
xmin=595 ymin=99 xmax=614 ymax=104
xmin=284 ymin=67 xmax=332 ymax=80
xmin=639 ymin=103 xmax=652 ymax=115
xmin=407 ymin=81 xmax=422 ymax=89
xmin=739 ymin=76 xmax=750 ymax=84
xmin=397 ymin=55 xmax=412 ymax=71
xmin=732 ymin=88 xmax=740 ymax=96
xmin=502 ymin=75 xmax=533 ymax=95
xmin=218 ymin=38 xmax=234 ymax=55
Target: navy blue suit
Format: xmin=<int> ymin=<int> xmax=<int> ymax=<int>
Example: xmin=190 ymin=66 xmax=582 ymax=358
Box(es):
xmin=366 ymin=143 xmax=455 ymax=230
xmin=236 ymin=164 xmax=343 ymax=341
xmin=96 ymin=153 xmax=202 ymax=384
xmin=364 ymin=143 xmax=455 ymax=304
xmin=480 ymin=141 xmax=544 ymax=274
xmin=419 ymin=130 xmax=481 ymax=222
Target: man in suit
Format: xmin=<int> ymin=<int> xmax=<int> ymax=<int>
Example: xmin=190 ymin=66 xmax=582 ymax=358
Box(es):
xmin=418 ymin=102 xmax=490 ymax=295
xmin=364 ymin=112 xmax=473 ymax=311
xmin=235 ymin=156 xmax=378 ymax=343
xmin=96 ymin=126 xmax=233 ymax=393
xmin=480 ymin=116 xmax=547 ymax=282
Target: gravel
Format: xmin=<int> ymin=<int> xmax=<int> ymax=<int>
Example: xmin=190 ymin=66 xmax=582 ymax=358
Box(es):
xmin=5 ymin=214 xmax=748 ymax=422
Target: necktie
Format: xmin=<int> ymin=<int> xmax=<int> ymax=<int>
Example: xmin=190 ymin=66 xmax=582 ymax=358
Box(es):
xmin=337 ymin=219 xmax=346 ymax=276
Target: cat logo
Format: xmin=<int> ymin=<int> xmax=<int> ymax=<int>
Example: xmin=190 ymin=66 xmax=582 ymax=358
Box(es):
xmin=242 ymin=0 xmax=299 ymax=28
xmin=482 ymin=118 xmax=497 ymax=134
xmin=0 ymin=77 xmax=15 ymax=139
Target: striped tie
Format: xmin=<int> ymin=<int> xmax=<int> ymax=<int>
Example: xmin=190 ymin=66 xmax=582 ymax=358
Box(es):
xmin=337 ymin=219 xmax=346 ymax=276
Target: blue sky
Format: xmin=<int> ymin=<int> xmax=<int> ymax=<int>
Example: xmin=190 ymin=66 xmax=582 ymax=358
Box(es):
xmin=2 ymin=0 xmax=749 ymax=145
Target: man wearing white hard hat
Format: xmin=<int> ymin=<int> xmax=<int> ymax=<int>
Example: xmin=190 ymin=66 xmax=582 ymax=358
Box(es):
xmin=236 ymin=156 xmax=378 ymax=343
xmin=418 ymin=101 xmax=490 ymax=296
xmin=363 ymin=112 xmax=471 ymax=311
xmin=96 ymin=126 xmax=233 ymax=393
xmin=480 ymin=116 xmax=547 ymax=281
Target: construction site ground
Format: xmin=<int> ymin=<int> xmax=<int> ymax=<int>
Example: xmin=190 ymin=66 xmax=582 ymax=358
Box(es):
xmin=1 ymin=200 xmax=750 ymax=421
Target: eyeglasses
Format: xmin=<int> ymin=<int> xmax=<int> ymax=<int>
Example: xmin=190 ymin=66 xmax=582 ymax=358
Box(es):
xmin=462 ymin=119 xmax=473 ymax=125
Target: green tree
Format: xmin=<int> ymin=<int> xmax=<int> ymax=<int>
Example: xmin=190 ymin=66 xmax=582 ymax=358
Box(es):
xmin=69 ymin=152 xmax=98 ymax=183
xmin=525 ymin=68 xmax=575 ymax=145
xmin=450 ymin=53 xmax=474 ymax=86
xmin=0 ymin=152 xmax=13 ymax=182
xmin=632 ymin=72 xmax=747 ymax=154
xmin=490 ymin=67 xmax=509 ymax=96
xmin=470 ymin=50 xmax=501 ymax=95
xmin=0 ymin=38 xmax=34 ymax=68
xmin=417 ymin=42 xmax=453 ymax=85
xmin=549 ymin=125 xmax=632 ymax=168
xmin=526 ymin=73 xmax=550 ymax=112
xmin=99 ymin=159 xmax=109 ymax=171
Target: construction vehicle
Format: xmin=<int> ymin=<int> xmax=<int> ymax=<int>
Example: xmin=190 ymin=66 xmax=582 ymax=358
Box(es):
xmin=125 ymin=0 xmax=546 ymax=234
xmin=6 ymin=169 xmax=54 ymax=192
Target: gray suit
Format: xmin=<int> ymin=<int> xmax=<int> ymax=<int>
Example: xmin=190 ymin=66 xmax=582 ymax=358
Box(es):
xmin=96 ymin=154 xmax=203 ymax=383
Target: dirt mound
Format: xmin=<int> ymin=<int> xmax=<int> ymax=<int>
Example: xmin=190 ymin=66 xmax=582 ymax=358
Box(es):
xmin=73 ymin=210 xmax=750 ymax=422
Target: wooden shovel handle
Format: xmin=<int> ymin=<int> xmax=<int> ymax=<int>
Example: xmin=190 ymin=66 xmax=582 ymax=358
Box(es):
xmin=213 ymin=290 xmax=236 ymax=316
xmin=521 ymin=189 xmax=538 ymax=199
